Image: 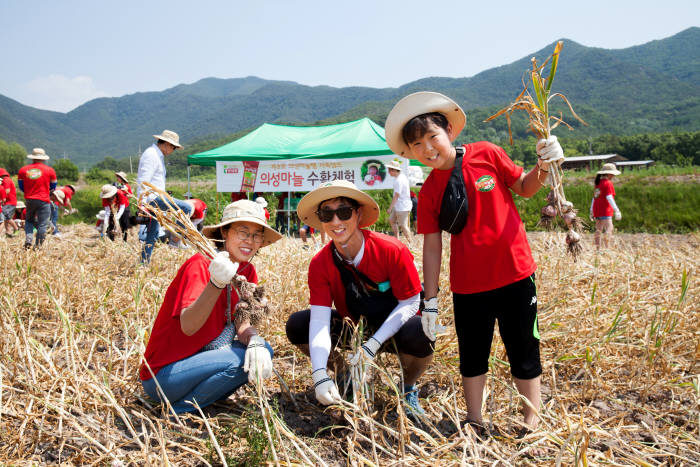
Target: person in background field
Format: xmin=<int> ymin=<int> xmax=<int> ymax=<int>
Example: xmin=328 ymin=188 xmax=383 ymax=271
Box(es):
xmin=17 ymin=148 xmax=57 ymax=250
xmin=13 ymin=201 xmax=26 ymax=228
xmin=137 ymin=130 xmax=193 ymax=262
xmin=49 ymin=189 xmax=66 ymax=237
xmin=386 ymin=159 xmax=413 ymax=243
xmin=140 ymin=200 xmax=281 ymax=414
xmin=100 ymin=184 xmax=130 ymax=241
xmin=95 ymin=209 xmax=106 ymax=234
xmin=385 ymin=92 xmax=565 ymax=435
xmin=590 ymin=163 xmax=622 ymax=250
xmin=185 ymin=197 xmax=208 ymax=232
xmin=410 ymin=190 xmax=418 ymax=225
xmin=275 ymin=192 xmax=289 ymax=234
xmin=0 ymin=168 xmax=16 ymax=237
xmin=285 ymin=180 xmax=434 ymax=419
xmin=255 ymin=197 xmax=270 ymax=221
xmin=115 ymin=172 xmax=133 ymax=196
xmin=231 ymin=191 xmax=247 ymax=203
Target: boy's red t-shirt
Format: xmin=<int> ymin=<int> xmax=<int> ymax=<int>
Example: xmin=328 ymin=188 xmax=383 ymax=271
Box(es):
xmin=101 ymin=189 xmax=129 ymax=208
xmin=59 ymin=186 xmax=73 ymax=202
xmin=308 ymin=229 xmax=422 ymax=320
xmin=417 ymin=142 xmax=536 ymax=294
xmin=191 ymin=198 xmax=207 ymax=220
xmin=17 ymin=163 xmax=57 ymax=202
xmin=140 ymin=253 xmax=258 ymax=380
xmin=592 ymin=179 xmax=616 ymax=217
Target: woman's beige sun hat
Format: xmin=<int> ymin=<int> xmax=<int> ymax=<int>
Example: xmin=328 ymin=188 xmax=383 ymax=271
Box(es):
xmin=115 ymin=171 xmax=129 ymax=183
xmin=52 ymin=190 xmax=65 ymax=203
xmin=27 ymin=148 xmax=50 ymax=160
xmin=153 ymin=130 xmax=183 ymax=149
xmin=16 ymin=201 xmax=26 ymax=209
xmin=100 ymin=184 xmax=118 ymax=199
xmin=384 ymin=91 xmax=466 ymax=159
xmin=386 ymin=159 xmax=403 ymax=171
xmin=202 ymin=199 xmax=282 ymax=246
xmin=296 ymin=180 xmax=380 ymax=230
xmin=597 ymin=163 xmax=621 ymax=176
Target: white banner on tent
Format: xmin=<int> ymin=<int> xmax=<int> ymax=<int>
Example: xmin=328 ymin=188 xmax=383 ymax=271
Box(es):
xmin=215 ymin=155 xmax=408 ymax=192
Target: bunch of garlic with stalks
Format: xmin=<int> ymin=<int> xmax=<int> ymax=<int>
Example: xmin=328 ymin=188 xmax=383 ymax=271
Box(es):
xmin=136 ymin=182 xmax=273 ymax=324
xmin=485 ymin=41 xmax=586 ymax=259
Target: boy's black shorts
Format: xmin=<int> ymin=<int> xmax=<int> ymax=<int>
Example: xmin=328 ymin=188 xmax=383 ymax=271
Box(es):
xmin=286 ymin=309 xmax=433 ymax=358
xmin=453 ymin=274 xmax=541 ymax=380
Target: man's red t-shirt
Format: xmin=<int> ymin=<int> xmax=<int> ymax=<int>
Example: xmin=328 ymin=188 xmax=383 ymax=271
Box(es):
xmin=101 ymin=189 xmax=129 ymax=208
xmin=592 ymin=179 xmax=616 ymax=217
xmin=308 ymin=229 xmax=422 ymax=320
xmin=417 ymin=142 xmax=536 ymax=294
xmin=231 ymin=192 xmax=247 ymax=202
xmin=191 ymin=198 xmax=207 ymax=220
xmin=17 ymin=163 xmax=57 ymax=203
xmin=140 ymin=253 xmax=258 ymax=380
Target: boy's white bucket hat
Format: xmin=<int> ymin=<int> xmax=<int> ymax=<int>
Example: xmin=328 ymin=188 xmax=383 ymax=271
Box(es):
xmin=153 ymin=130 xmax=183 ymax=149
xmin=202 ymin=199 xmax=281 ymax=246
xmin=385 ymin=91 xmax=466 ymax=159
xmin=115 ymin=171 xmax=129 ymax=183
xmin=100 ymin=184 xmax=118 ymax=199
xmin=254 ymin=196 xmax=268 ymax=208
xmin=386 ymin=159 xmax=402 ymax=171
xmin=27 ymin=148 xmax=50 ymax=160
xmin=597 ymin=163 xmax=621 ymax=176
xmin=296 ymin=180 xmax=379 ymax=230
xmin=52 ymin=190 xmax=65 ymax=203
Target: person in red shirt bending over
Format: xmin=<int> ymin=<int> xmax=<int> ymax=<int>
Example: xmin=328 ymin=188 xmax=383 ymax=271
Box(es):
xmin=100 ymin=184 xmax=130 ymax=241
xmin=17 ymin=148 xmax=57 ymax=249
xmin=0 ymin=168 xmax=18 ymax=236
xmin=185 ymin=197 xmax=208 ymax=232
xmin=590 ymin=163 xmax=622 ymax=250
xmin=140 ymin=200 xmax=281 ymax=414
xmin=285 ymin=180 xmax=433 ymax=419
xmin=385 ymin=92 xmax=565 ymax=435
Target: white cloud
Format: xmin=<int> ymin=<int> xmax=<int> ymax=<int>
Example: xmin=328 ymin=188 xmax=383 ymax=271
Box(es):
xmin=19 ymin=74 xmax=108 ymax=113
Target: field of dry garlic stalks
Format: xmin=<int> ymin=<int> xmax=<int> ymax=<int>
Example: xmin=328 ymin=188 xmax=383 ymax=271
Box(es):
xmin=0 ymin=225 xmax=698 ymax=466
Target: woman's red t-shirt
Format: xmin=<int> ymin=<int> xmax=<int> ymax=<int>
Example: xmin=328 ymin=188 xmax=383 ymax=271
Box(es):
xmin=592 ymin=179 xmax=616 ymax=217
xmin=139 ymin=253 xmax=257 ymax=380
xmin=417 ymin=142 xmax=536 ymax=294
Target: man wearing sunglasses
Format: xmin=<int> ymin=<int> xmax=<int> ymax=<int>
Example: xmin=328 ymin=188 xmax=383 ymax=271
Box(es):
xmin=285 ymin=180 xmax=434 ymax=419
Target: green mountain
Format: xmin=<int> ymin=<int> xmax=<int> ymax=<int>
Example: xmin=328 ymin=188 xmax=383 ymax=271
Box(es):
xmin=0 ymin=27 xmax=698 ymax=165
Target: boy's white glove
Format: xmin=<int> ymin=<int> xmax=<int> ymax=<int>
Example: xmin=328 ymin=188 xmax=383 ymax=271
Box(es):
xmin=208 ymin=251 xmax=239 ymax=289
xmin=614 ymin=210 xmax=622 ymax=221
xmin=243 ymin=335 xmax=272 ymax=383
xmin=421 ymin=297 xmax=439 ymax=341
xmin=536 ymin=135 xmax=565 ymax=170
xmin=349 ymin=336 xmax=381 ymax=367
xmin=312 ymin=368 xmax=341 ymax=405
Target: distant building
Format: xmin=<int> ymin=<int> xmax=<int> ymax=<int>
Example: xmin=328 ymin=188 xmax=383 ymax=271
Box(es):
xmin=615 ymin=160 xmax=655 ymax=171
xmin=561 ymin=154 xmax=628 ymax=171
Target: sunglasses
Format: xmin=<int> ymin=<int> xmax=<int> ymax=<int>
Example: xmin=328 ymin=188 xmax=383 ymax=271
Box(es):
xmin=316 ymin=205 xmax=355 ymax=223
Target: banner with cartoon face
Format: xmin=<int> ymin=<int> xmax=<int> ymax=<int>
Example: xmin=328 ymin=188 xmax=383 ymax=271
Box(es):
xmin=216 ymin=156 xmax=409 ymax=192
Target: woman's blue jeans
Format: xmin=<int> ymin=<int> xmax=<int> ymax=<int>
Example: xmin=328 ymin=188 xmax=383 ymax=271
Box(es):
xmin=140 ymin=196 xmax=193 ymax=263
xmin=141 ymin=340 xmax=273 ymax=414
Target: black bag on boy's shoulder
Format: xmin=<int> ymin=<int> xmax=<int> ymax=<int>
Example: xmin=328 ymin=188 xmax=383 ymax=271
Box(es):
xmin=438 ymin=146 xmax=468 ymax=234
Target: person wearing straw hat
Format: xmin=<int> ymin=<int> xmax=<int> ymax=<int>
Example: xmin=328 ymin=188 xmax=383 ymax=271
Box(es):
xmin=100 ymin=184 xmax=130 ymax=241
xmin=49 ymin=189 xmax=66 ymax=237
xmin=590 ymin=163 xmax=622 ymax=250
xmin=385 ymin=92 xmax=564 ymax=434
xmin=0 ymin=168 xmax=18 ymax=237
xmin=17 ymin=148 xmax=57 ymax=249
xmin=140 ymin=199 xmax=281 ymax=414
xmin=285 ymin=180 xmax=434 ymax=418
xmin=13 ymin=200 xmax=26 ymax=228
xmin=115 ymin=172 xmax=133 ymax=196
xmin=254 ymin=196 xmax=270 ymax=221
xmin=137 ymin=130 xmax=193 ymax=262
xmin=386 ymin=158 xmax=413 ymax=243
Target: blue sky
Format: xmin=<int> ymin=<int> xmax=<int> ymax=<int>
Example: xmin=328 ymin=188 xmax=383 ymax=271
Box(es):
xmin=1 ymin=0 xmax=698 ymax=112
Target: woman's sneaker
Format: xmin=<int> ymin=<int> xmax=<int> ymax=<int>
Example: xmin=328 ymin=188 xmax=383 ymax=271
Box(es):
xmin=403 ymin=384 xmax=425 ymax=420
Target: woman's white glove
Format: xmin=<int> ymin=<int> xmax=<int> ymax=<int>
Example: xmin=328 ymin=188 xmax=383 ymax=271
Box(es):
xmin=421 ymin=297 xmax=439 ymax=341
xmin=614 ymin=210 xmax=622 ymax=221
xmin=536 ymin=135 xmax=565 ymax=170
xmin=208 ymin=251 xmax=239 ymax=289
xmin=312 ymin=368 xmax=341 ymax=405
xmin=243 ymin=335 xmax=273 ymax=383
xmin=349 ymin=336 xmax=381 ymax=367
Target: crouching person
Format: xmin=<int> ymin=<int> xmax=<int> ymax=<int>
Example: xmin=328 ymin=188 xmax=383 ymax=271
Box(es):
xmin=285 ymin=180 xmax=435 ymax=418
xmin=140 ymin=200 xmax=282 ymax=414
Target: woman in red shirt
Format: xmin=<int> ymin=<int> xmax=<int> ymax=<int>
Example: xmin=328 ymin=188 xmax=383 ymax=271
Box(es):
xmin=385 ymin=92 xmax=564 ymax=434
xmin=590 ymin=163 xmax=622 ymax=250
xmin=140 ymin=200 xmax=282 ymax=414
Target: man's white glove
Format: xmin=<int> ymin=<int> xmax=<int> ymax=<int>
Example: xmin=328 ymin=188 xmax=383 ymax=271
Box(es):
xmin=421 ymin=297 xmax=439 ymax=341
xmin=63 ymin=208 xmax=70 ymax=216
xmin=208 ymin=251 xmax=239 ymax=289
xmin=536 ymin=135 xmax=565 ymax=170
xmin=614 ymin=210 xmax=622 ymax=221
xmin=349 ymin=336 xmax=381 ymax=367
xmin=243 ymin=335 xmax=273 ymax=383
xmin=312 ymin=368 xmax=341 ymax=405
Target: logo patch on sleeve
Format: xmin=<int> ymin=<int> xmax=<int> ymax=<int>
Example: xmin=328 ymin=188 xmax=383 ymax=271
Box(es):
xmin=475 ymin=175 xmax=495 ymax=192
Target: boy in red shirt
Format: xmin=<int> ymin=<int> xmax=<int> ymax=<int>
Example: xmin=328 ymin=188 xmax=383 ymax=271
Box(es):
xmin=590 ymin=163 xmax=622 ymax=250
xmin=385 ymin=92 xmax=565 ymax=434
xmin=140 ymin=200 xmax=281 ymax=414
xmin=0 ymin=168 xmax=16 ymax=236
xmin=185 ymin=198 xmax=208 ymax=232
xmin=100 ymin=184 xmax=131 ymax=241
xmin=285 ymin=180 xmax=433 ymax=418
xmin=17 ymin=148 xmax=57 ymax=249
xmin=115 ymin=172 xmax=133 ymax=196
